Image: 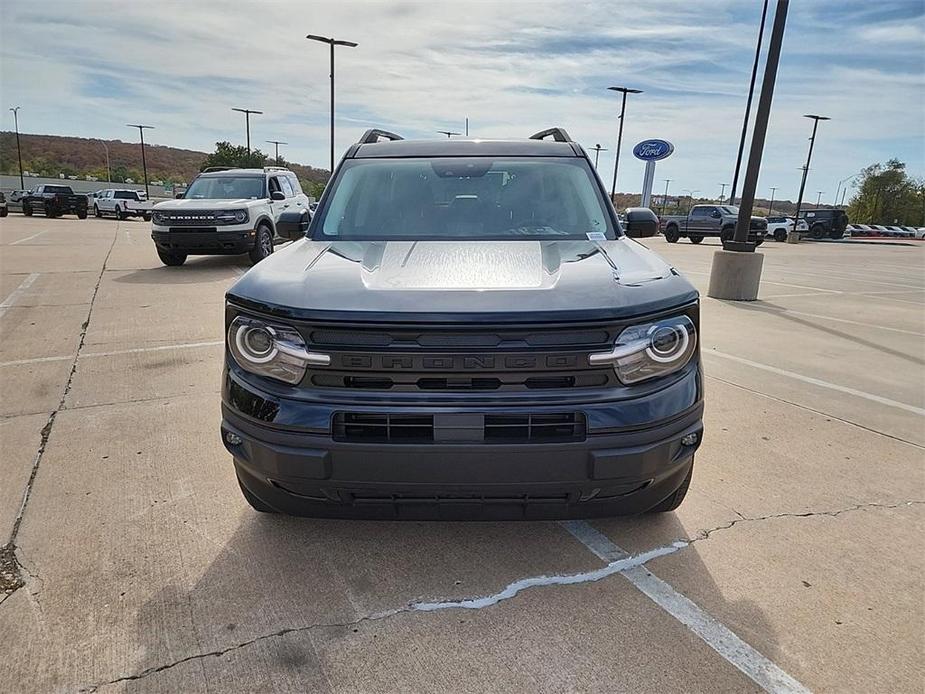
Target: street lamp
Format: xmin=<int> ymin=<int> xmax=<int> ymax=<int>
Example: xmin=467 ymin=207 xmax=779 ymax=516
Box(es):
xmin=437 ymin=130 xmax=461 ymax=139
xmin=266 ymin=140 xmax=287 ymax=166
xmin=232 ymin=108 xmax=262 ymax=154
xmin=815 ymin=191 xmax=824 ymax=207
xmin=9 ymin=106 xmax=24 ymax=189
xmin=607 ymin=86 xmax=643 ymax=199
xmin=789 ymin=114 xmax=830 ymax=243
xmin=718 ymin=183 xmax=729 ymax=202
xmin=661 ymin=179 xmax=671 ymax=215
xmin=126 ymin=124 xmax=154 ymax=198
xmin=768 ymin=186 xmax=777 ymax=216
xmin=590 ymin=144 xmax=608 ymax=169
xmin=306 ymin=33 xmax=358 ymax=173
xmin=97 ymin=139 xmax=111 ymax=183
xmin=682 ymin=189 xmax=700 ymax=215
xmin=729 ymin=0 xmax=770 ymax=205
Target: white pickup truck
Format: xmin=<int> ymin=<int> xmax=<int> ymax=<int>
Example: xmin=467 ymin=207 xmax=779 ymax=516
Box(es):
xmin=92 ymin=189 xmax=153 ymax=221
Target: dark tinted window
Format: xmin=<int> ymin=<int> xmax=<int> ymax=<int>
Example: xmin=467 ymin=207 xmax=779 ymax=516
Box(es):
xmin=316 ymin=157 xmax=614 ymax=240
xmin=45 ymin=185 xmax=72 ymax=194
xmin=114 ymin=191 xmax=139 ymax=200
xmin=691 ymin=206 xmax=712 ymax=218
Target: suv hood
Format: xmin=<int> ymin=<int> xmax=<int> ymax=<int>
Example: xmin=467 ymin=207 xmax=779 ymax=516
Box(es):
xmin=153 ymin=198 xmax=262 ymax=209
xmin=229 ymin=238 xmax=697 ymax=322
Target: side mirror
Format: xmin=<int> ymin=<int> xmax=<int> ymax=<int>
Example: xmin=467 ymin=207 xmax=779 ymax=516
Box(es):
xmin=175 ymin=192 xmax=184 ymax=199
xmin=711 ymin=210 xmax=722 ymax=218
xmin=623 ymin=207 xmax=658 ymax=238
xmin=270 ymin=191 xmax=286 ymax=201
xmin=276 ymin=210 xmax=310 ymax=240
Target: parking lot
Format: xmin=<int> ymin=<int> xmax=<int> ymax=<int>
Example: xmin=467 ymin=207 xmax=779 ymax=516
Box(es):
xmin=1 ymin=215 xmax=922 ymax=692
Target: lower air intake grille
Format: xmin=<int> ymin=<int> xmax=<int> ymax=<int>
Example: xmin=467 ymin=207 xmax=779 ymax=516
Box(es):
xmin=332 ymin=412 xmax=586 ymax=444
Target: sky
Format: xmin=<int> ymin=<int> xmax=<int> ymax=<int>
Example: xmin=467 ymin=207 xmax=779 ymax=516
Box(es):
xmin=1 ymin=0 xmax=923 ymax=202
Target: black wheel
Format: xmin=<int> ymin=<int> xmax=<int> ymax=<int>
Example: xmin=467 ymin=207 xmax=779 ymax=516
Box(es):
xmin=45 ymin=206 xmax=56 ymax=218
xmin=116 ymin=206 xmax=126 ymax=221
xmin=720 ymin=225 xmax=734 ymax=243
xmin=773 ymin=228 xmax=787 ymax=242
xmin=77 ymin=209 xmax=87 ymax=219
xmin=648 ymin=464 xmax=693 ymax=513
xmin=689 ymin=235 xmax=703 ymax=244
xmin=0 ymin=208 xmax=7 ymax=218
xmin=755 ymin=236 xmax=764 ymax=246
xmin=664 ymin=225 xmax=680 ymax=243
xmin=93 ymin=205 xmax=102 ymax=218
xmin=811 ymin=224 xmax=825 ymax=240
xmin=157 ymin=249 xmax=187 ymax=266
xmin=23 ymin=205 xmax=32 ymax=217
xmin=248 ymin=224 xmax=274 ymax=264
xmin=828 ymin=229 xmax=843 ymax=240
xmin=237 ymin=475 xmax=278 ymax=513
xmin=142 ymin=213 xmax=151 ymax=222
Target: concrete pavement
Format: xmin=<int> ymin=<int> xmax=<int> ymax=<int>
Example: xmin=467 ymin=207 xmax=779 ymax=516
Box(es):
xmin=0 ymin=217 xmax=922 ymax=693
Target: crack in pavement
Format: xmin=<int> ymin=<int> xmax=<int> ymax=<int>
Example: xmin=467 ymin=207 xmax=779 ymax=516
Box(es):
xmin=81 ymin=498 xmax=922 ymax=691
xmin=2 ymin=230 xmax=118 ymax=604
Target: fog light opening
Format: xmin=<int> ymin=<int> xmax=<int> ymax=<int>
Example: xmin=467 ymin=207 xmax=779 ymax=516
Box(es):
xmin=681 ymin=432 xmax=699 ymax=447
xmin=225 ymin=431 xmax=243 ymax=446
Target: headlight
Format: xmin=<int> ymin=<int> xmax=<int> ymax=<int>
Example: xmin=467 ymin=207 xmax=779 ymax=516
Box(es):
xmin=590 ymin=315 xmax=696 ymax=384
xmin=152 ymin=211 xmax=167 ymax=224
xmin=228 ymin=315 xmax=329 ymax=384
xmin=215 ymin=209 xmax=248 ymax=224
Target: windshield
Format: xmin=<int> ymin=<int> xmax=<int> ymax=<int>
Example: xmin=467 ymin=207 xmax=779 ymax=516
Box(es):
xmin=184 ymin=176 xmax=265 ymax=200
xmin=719 ymin=206 xmax=738 ymax=215
xmin=46 ymin=185 xmax=72 ymax=194
xmin=314 ymin=157 xmax=616 ymax=240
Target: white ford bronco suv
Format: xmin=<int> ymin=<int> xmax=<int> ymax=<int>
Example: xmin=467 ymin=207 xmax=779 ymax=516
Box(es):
xmin=150 ymin=166 xmax=311 ymax=266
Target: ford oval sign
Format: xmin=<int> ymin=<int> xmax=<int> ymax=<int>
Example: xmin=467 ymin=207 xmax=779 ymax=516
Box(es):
xmin=633 ymin=139 xmax=674 ymax=161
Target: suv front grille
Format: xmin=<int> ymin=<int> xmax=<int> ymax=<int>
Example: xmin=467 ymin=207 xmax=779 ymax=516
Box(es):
xmin=332 ymin=412 xmax=586 ymax=444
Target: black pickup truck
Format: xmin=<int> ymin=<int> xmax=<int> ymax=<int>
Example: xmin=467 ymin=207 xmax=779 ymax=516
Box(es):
xmin=661 ymin=204 xmax=765 ymax=245
xmin=22 ymin=185 xmax=88 ymax=219
xmin=221 ymin=128 xmax=703 ymax=520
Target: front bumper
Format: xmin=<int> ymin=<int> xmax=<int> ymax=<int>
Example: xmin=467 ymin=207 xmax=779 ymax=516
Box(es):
xmin=221 ymin=365 xmax=704 ymax=519
xmin=152 ymin=228 xmax=256 ymax=255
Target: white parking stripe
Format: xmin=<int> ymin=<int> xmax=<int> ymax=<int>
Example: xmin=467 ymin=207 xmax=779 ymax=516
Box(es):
xmin=771 ymin=309 xmax=924 ymax=336
xmin=0 ymin=272 xmax=40 ymax=318
xmin=706 ymin=350 xmax=925 ymax=416
xmin=9 ymin=230 xmax=47 ymax=245
xmin=0 ymin=339 xmax=223 ymax=368
xmin=561 ymin=521 xmax=811 ymax=694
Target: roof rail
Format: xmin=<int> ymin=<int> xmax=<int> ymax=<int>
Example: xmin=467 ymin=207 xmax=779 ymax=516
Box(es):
xmin=201 ymin=166 xmax=235 ymax=173
xmin=263 ymin=166 xmax=289 ymax=172
xmin=529 ymin=127 xmax=573 ymax=143
xmin=358 ymin=128 xmax=404 ymax=144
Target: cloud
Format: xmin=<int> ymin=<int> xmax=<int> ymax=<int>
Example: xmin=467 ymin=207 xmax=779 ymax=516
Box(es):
xmin=1 ymin=0 xmax=922 ymax=201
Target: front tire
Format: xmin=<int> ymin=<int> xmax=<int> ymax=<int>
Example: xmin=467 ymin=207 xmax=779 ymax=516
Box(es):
xmin=773 ymin=228 xmax=787 ymax=242
xmin=248 ymin=224 xmax=274 ymax=264
xmin=23 ymin=205 xmax=32 ymax=217
xmin=142 ymin=213 xmax=151 ymax=222
xmin=648 ymin=464 xmax=692 ymax=513
xmin=664 ymin=225 xmax=680 ymax=243
xmin=811 ymin=224 xmax=825 ymax=240
xmin=45 ymin=207 xmax=56 ymax=218
xmin=157 ymin=249 xmax=187 ymax=266
xmin=720 ymin=225 xmax=734 ymax=244
xmin=689 ymin=234 xmax=703 ymax=244
xmin=116 ymin=206 xmax=126 ymax=221
xmin=77 ymin=209 xmax=87 ymax=219
xmin=828 ymin=229 xmax=843 ymax=240
xmin=0 ymin=207 xmax=7 ymax=218
xmin=94 ymin=205 xmax=102 ymax=218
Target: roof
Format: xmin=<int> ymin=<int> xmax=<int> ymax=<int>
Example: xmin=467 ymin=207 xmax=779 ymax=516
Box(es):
xmin=198 ymin=167 xmax=294 ymax=177
xmin=352 ymin=138 xmax=581 ymax=159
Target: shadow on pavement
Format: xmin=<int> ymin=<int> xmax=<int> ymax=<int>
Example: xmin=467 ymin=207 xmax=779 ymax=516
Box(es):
xmin=112 ymin=256 xmax=249 ymax=285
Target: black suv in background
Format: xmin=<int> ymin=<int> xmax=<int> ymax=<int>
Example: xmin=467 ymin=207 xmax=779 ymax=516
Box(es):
xmin=799 ymin=208 xmax=849 ymax=240
xmin=222 ymin=128 xmax=703 ymax=520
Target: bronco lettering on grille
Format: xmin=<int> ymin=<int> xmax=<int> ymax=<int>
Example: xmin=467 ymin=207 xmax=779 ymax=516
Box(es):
xmin=336 ymin=354 xmax=580 ymax=370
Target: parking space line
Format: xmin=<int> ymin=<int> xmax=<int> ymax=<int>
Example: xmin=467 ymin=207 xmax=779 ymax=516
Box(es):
xmin=683 ymin=270 xmax=841 ymax=294
xmin=771 ymin=309 xmax=924 ymax=337
xmin=0 ymin=340 xmax=223 ymax=368
xmin=0 ymin=272 xmax=40 ymax=318
xmin=9 ymin=231 xmax=48 ymax=246
xmin=706 ymin=350 xmax=925 ymax=416
xmin=561 ymin=521 xmax=811 ymax=694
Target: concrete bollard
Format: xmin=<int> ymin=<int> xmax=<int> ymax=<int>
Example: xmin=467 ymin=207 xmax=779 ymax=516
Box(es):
xmin=707 ymin=250 xmax=764 ymax=301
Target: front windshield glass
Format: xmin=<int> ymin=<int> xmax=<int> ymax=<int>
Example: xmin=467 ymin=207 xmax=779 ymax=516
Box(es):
xmin=315 ymin=157 xmax=616 ymax=240
xmin=720 ymin=206 xmax=738 ymax=214
xmin=184 ymin=176 xmax=265 ymax=200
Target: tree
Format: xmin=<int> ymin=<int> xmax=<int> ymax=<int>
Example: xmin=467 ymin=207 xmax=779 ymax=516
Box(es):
xmin=201 ymin=141 xmax=269 ymax=170
xmin=847 ymin=159 xmax=925 ymax=226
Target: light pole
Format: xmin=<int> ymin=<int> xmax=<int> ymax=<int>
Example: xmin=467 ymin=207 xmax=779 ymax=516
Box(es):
xmin=437 ymin=130 xmax=461 ymax=139
xmin=768 ymin=186 xmax=777 ymax=215
xmin=232 ymin=108 xmax=262 ymax=154
xmin=307 ymin=33 xmax=358 ymax=173
xmin=661 ymin=179 xmax=671 ymax=215
xmin=789 ymin=114 xmax=830 ymax=244
xmin=607 ymin=86 xmax=643 ymax=199
xmin=729 ymin=0 xmax=770 ymax=205
xmin=718 ymin=183 xmax=728 ymax=202
xmin=98 ymin=139 xmax=111 ymax=183
xmin=126 ymin=124 xmax=153 ymax=198
xmin=266 ymin=140 xmax=287 ymax=166
xmin=590 ymin=144 xmax=608 ymax=169
xmin=9 ymin=106 xmax=24 ymax=189
xmin=465 ymin=117 xmax=469 ymax=136
xmin=682 ymin=189 xmax=700 ymax=215
xmin=815 ymin=191 xmax=824 ymax=207
xmin=833 ymin=170 xmax=862 ymax=207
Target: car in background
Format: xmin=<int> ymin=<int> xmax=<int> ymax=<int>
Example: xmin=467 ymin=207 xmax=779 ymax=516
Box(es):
xmin=765 ymin=216 xmax=808 ymax=242
xmin=914 ymin=227 xmax=925 ymax=239
xmin=798 ymin=209 xmax=849 ymax=240
xmin=0 ymin=192 xmax=7 ymax=218
xmin=661 ymin=204 xmax=765 ymax=245
xmin=92 ymin=189 xmax=153 ymax=221
xmin=6 ymin=190 xmax=30 ymax=214
xmin=22 ymin=185 xmax=88 ymax=218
